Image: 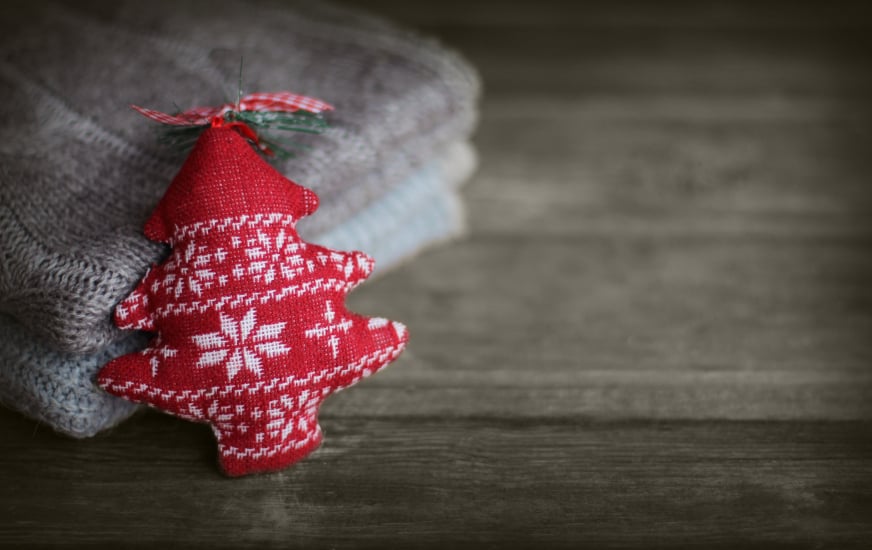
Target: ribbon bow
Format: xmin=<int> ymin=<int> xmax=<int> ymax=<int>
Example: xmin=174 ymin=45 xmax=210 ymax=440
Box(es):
xmin=131 ymin=91 xmax=333 ymax=156
xmin=131 ymin=92 xmax=334 ymax=126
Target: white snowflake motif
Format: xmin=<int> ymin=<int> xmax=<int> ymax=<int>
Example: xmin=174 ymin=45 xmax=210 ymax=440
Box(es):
xmin=242 ymin=229 xmax=295 ymax=284
xmin=304 ymin=300 xmax=352 ymax=358
xmin=192 ymin=308 xmax=291 ymax=380
xmin=142 ymin=335 xmax=178 ymax=378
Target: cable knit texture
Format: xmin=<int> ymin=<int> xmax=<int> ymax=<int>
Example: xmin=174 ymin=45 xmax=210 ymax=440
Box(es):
xmin=0 ymin=0 xmax=480 ymax=353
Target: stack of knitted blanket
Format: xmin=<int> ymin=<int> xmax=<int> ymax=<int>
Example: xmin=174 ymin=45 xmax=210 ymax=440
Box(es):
xmin=0 ymin=0 xmax=479 ymax=436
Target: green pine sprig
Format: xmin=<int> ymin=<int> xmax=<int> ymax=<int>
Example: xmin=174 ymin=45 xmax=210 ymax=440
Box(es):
xmin=155 ymin=108 xmax=330 ymax=159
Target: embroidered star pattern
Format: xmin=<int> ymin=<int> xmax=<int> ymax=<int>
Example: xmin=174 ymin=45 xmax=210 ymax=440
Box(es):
xmin=305 ymin=300 xmax=352 ymax=358
xmin=192 ymin=308 xmax=290 ymax=380
xmin=98 ymin=128 xmax=408 ymax=476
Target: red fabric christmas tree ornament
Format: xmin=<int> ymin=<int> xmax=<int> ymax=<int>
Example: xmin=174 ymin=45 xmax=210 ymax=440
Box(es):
xmin=98 ymin=123 xmax=408 ymax=476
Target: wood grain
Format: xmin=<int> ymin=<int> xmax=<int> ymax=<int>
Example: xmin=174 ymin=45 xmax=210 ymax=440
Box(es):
xmin=2 ymin=411 xmax=871 ymax=548
xmin=2 ymin=0 xmax=872 ymax=547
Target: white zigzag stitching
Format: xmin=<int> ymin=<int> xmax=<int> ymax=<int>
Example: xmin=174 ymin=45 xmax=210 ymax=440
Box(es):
xmin=151 ymin=278 xmax=352 ymax=319
xmin=170 ymin=213 xmax=296 ymax=244
xmin=102 ymin=342 xmax=405 ymax=405
xmin=218 ymin=422 xmax=323 ymax=460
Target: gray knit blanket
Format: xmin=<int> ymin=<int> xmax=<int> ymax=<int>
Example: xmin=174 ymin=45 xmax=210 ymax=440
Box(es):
xmin=0 ymin=0 xmax=479 ymax=354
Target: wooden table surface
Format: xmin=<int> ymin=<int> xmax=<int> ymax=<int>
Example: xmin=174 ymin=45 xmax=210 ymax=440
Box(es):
xmin=2 ymin=1 xmax=872 ymax=547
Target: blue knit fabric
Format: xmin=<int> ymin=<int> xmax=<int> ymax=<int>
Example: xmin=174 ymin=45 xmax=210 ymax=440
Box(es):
xmin=303 ymin=142 xmax=475 ymax=271
xmin=0 ymin=324 xmax=146 ymax=438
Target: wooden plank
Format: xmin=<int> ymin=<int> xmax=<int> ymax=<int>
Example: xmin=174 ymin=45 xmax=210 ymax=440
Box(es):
xmin=411 ymin=24 xmax=872 ymax=97
xmin=469 ymin=101 xmax=872 ymax=233
xmin=1 ymin=410 xmax=870 ymax=548
xmin=461 ymin=32 xmax=872 ymax=97
xmin=342 ymin=2 xmax=872 ymax=97
xmin=344 ymin=0 xmax=872 ymax=29
xmin=358 ymin=241 xmax=872 ymax=372
xmin=343 ymin=236 xmax=872 ymax=420
xmin=323 ymin=382 xmax=872 ymax=420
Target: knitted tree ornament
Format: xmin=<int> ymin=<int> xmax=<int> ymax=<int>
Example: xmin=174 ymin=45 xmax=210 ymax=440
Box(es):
xmin=97 ymin=125 xmax=408 ymax=476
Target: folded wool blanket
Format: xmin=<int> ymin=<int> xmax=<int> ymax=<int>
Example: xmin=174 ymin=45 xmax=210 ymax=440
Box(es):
xmin=0 ymin=143 xmax=476 ymax=437
xmin=0 ymin=0 xmax=480 ymax=354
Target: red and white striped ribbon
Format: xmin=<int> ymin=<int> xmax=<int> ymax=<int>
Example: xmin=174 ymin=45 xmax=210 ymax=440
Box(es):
xmin=132 ymin=91 xmax=334 ymax=126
